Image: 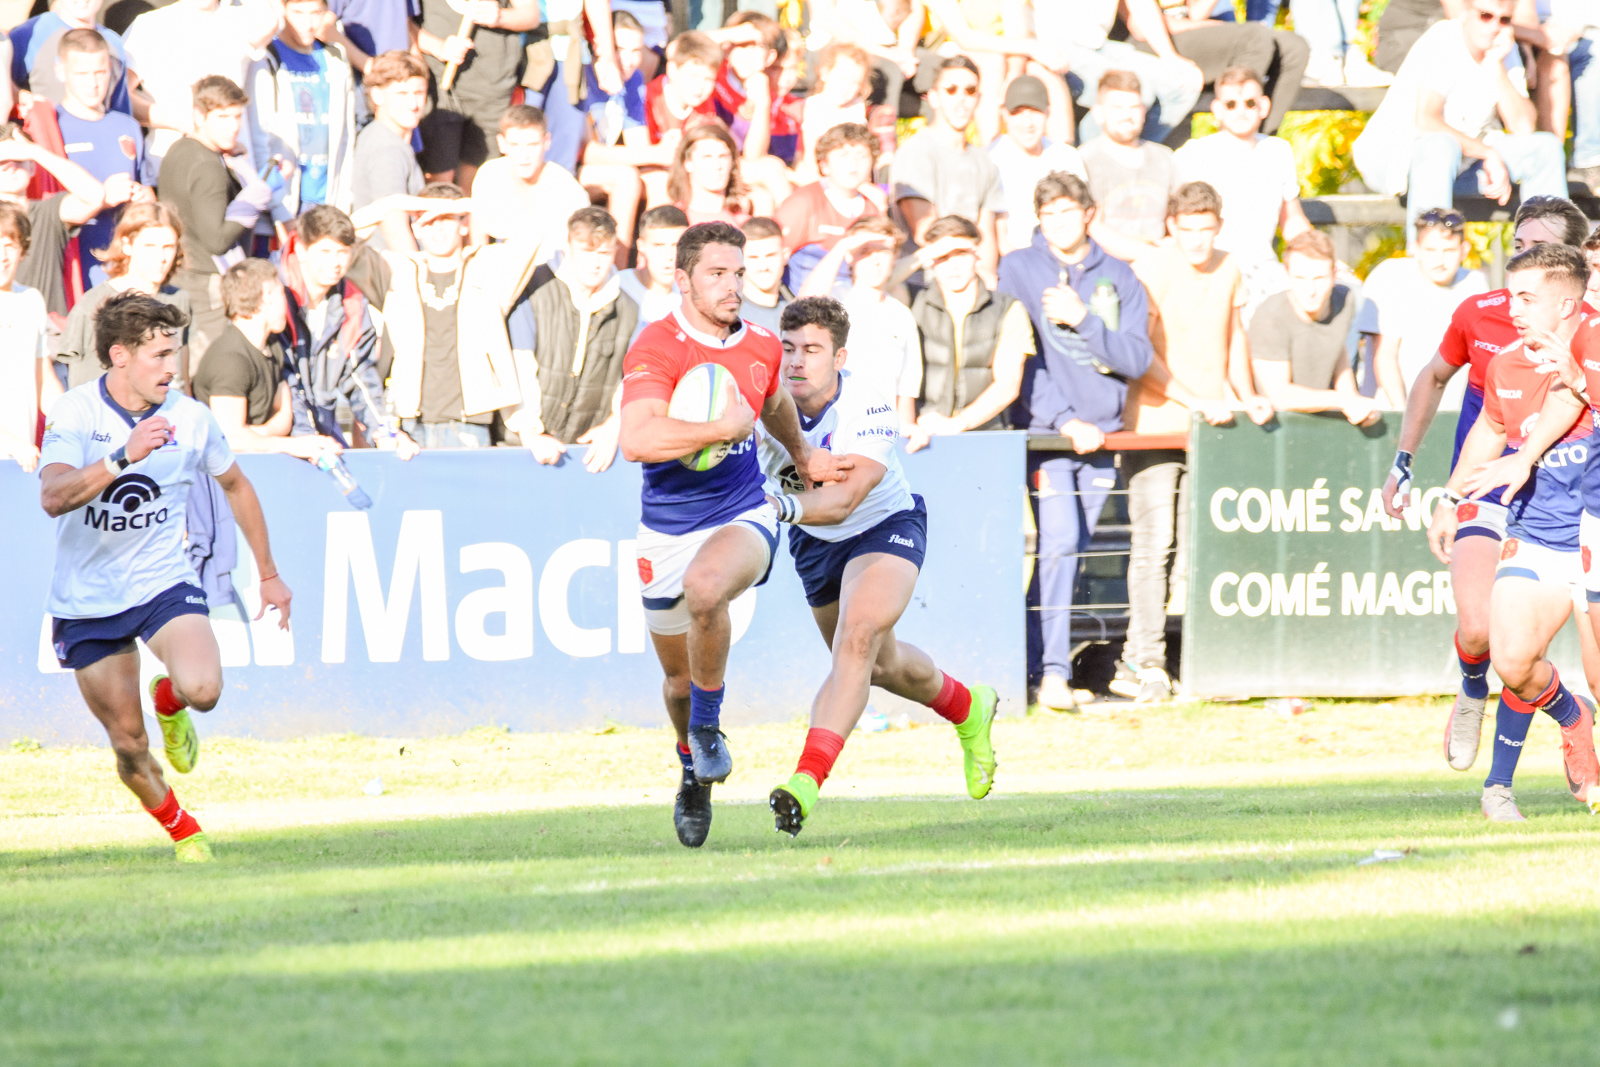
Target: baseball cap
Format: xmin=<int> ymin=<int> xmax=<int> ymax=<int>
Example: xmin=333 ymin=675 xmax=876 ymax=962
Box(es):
xmin=1004 ymin=76 xmax=1050 ymax=114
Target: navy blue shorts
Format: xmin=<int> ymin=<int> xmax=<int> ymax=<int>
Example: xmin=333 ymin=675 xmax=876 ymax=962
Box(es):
xmin=789 ymin=496 xmax=928 ymax=608
xmin=52 ymin=582 xmax=210 ymax=670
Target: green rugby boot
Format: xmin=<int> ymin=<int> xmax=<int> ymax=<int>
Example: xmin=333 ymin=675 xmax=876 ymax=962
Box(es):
xmin=151 ymin=675 xmax=198 ymax=774
xmin=955 ymin=684 xmax=998 ymax=799
xmin=174 ymin=833 xmax=214 ymax=863
xmin=770 ymin=773 xmax=820 ymax=837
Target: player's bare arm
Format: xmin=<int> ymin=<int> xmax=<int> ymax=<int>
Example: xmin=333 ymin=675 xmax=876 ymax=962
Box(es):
xmin=214 ymin=463 xmax=292 ymax=628
xmin=1429 ymin=411 xmax=1506 ymax=564
xmin=619 ymin=384 xmax=756 ymax=464
xmin=1464 ymin=381 xmax=1586 ymax=504
xmin=39 ymin=415 xmax=173 ymax=517
xmin=759 ymin=387 xmax=853 ymax=486
xmin=771 ymin=456 xmax=887 ymax=526
xmin=1382 ymin=352 xmax=1462 ymax=517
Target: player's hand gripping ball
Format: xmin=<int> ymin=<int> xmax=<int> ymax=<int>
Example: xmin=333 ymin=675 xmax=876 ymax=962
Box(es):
xmin=669 ymin=362 xmax=742 ymax=471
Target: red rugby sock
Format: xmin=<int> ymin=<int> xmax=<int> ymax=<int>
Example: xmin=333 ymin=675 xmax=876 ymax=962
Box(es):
xmin=145 ymin=788 xmax=202 ymax=842
xmin=151 ymin=676 xmax=186 ymax=717
xmin=927 ymin=672 xmax=971 ymax=725
xmin=795 ymin=728 xmax=845 ymax=788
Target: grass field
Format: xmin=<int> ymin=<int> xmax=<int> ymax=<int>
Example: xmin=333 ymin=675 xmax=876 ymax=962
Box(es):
xmin=3 ymin=699 xmax=1599 ymax=1065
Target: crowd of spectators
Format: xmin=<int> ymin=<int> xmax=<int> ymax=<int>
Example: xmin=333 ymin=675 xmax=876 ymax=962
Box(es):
xmin=2 ymin=0 xmax=1596 ymax=707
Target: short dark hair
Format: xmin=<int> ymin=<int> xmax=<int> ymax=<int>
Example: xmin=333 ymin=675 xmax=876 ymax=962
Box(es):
xmin=667 ymin=30 xmax=723 ymax=71
xmin=814 ymin=121 xmax=879 ymax=168
xmin=1514 ymin=195 xmax=1591 ymax=247
xmin=923 ymin=214 xmax=980 ymax=244
xmin=1583 ymin=228 xmax=1600 ymax=254
xmin=365 ymin=50 xmax=428 ymax=90
xmin=741 ymin=216 xmax=782 ymax=241
xmin=221 ymin=258 xmax=281 ymax=319
xmin=96 ymin=291 xmax=188 ymax=368
xmin=297 ymin=204 xmax=356 ymax=248
xmin=1034 ymin=171 xmax=1094 ymax=214
xmin=1506 ymin=241 xmax=1589 ymax=296
xmin=1214 ymin=66 xmax=1263 ymax=93
xmin=725 ymin=10 xmax=785 ymax=57
xmin=420 ymin=181 xmax=467 ymax=200
xmin=934 ymin=55 xmax=979 ymax=85
xmin=676 ymin=220 xmax=745 ymax=274
xmin=59 ymin=27 xmax=111 ymax=57
xmin=1098 ymin=69 xmax=1141 ymax=96
xmin=193 ymin=75 xmax=247 ymax=115
xmin=569 ymin=205 xmax=618 ymax=247
xmin=1282 ymin=229 xmax=1336 ymax=264
xmin=0 ymin=201 xmax=31 ymax=257
xmin=612 ymin=8 xmax=643 ymax=33
xmin=1168 ymin=181 xmax=1223 ymax=220
xmin=640 ymin=204 xmax=690 ymax=232
xmin=780 ymin=295 xmax=851 ymax=352
xmin=499 ymin=104 xmax=546 ymax=135
xmin=1413 ymin=207 xmax=1465 ymax=239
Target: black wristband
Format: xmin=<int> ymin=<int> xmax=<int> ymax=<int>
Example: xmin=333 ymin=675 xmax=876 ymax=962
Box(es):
xmin=110 ymin=446 xmax=130 ymax=471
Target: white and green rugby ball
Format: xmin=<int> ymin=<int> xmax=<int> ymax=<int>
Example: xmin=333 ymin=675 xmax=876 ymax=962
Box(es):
xmin=669 ymin=361 xmax=737 ymax=471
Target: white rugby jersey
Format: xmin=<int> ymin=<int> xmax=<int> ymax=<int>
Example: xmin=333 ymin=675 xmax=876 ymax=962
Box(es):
xmin=39 ymin=379 xmax=236 ymax=618
xmin=761 ymin=370 xmax=915 ymax=542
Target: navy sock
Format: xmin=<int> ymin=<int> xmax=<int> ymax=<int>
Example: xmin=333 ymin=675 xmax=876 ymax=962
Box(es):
xmin=1455 ymin=634 xmax=1490 ymax=701
xmin=676 ymin=743 xmax=693 ymax=770
xmin=688 ymin=684 xmax=724 ymax=730
xmin=1485 ymin=694 xmax=1534 ymax=788
xmin=1532 ymin=670 xmax=1581 ymax=729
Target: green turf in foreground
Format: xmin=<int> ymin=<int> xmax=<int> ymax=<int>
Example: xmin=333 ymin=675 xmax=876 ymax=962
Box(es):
xmin=2 ymin=775 xmax=1599 ymax=1065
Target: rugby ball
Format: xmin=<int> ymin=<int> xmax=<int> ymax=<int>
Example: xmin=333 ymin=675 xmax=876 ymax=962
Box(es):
xmin=669 ymin=362 xmax=737 ymax=471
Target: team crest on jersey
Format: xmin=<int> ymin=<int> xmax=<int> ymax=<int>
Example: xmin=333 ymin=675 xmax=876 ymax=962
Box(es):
xmin=1501 ymin=538 xmax=1520 ymax=561
xmin=118 ymin=135 xmax=137 ymax=160
xmin=750 ymin=362 xmax=770 ymax=395
xmin=820 ymin=432 xmax=833 ymax=451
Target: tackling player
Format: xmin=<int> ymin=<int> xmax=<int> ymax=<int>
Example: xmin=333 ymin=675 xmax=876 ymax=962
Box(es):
xmin=1426 ymin=245 xmax=1600 ymax=821
xmin=619 ymin=222 xmax=849 ymax=849
xmin=761 ymin=297 xmax=999 ymax=836
xmin=1381 ymin=196 xmax=1590 ymax=773
xmin=37 ymin=293 xmax=292 ymax=862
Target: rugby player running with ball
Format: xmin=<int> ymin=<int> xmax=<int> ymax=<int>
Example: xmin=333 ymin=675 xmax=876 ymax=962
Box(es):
xmin=763 ymin=297 xmax=998 ymax=836
xmin=619 ymin=222 xmax=850 ymax=849
xmin=37 ymin=293 xmax=292 ymax=862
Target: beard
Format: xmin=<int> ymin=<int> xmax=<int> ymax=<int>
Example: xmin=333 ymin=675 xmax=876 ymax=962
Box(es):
xmin=690 ymin=285 xmax=742 ymax=327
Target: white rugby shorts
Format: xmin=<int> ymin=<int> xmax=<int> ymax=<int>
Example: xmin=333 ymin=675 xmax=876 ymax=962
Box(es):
xmin=1495 ymin=535 xmax=1587 ymax=614
xmin=635 ymin=502 xmax=779 ymax=635
xmin=1581 ymin=511 xmax=1600 ymax=606
xmin=1456 ymin=497 xmax=1508 ymax=541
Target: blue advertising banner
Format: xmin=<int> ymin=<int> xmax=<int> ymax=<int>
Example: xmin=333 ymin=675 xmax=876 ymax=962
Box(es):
xmin=0 ymin=434 xmax=1027 ymax=745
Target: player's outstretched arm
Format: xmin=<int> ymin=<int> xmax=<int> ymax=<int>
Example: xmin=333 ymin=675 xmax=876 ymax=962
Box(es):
xmin=774 ymin=455 xmax=887 ymax=526
xmin=618 ymin=389 xmax=755 ymax=465
xmin=1429 ymin=411 xmax=1506 ymax=565
xmin=760 ymin=388 xmax=853 ymax=485
xmin=1464 ymin=384 xmax=1587 ymax=504
xmin=1383 ymin=353 xmax=1460 ymax=517
xmin=39 ymin=416 xmax=173 ymax=517
xmin=215 ymin=463 xmax=292 ymax=629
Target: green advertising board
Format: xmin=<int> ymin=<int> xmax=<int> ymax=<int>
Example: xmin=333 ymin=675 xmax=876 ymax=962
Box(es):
xmin=1181 ymin=411 xmax=1582 ymax=698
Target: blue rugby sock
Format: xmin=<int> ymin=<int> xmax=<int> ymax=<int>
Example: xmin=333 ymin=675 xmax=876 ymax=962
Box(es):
xmin=1529 ymin=668 xmax=1581 ymax=728
xmin=1485 ymin=692 xmax=1535 ymax=788
xmin=688 ymin=683 xmax=725 ymax=730
xmin=1455 ymin=634 xmax=1490 ymax=701
xmin=676 ymin=742 xmax=693 ymax=770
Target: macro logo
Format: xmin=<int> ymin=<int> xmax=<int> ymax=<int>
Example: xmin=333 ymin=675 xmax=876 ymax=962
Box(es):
xmin=85 ymin=474 xmax=169 ymax=532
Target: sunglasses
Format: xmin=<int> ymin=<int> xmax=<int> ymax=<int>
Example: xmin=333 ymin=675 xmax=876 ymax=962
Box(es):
xmin=940 ymin=83 xmax=980 ymax=97
xmin=1475 ymin=9 xmax=1513 ymax=24
xmin=1219 ymin=97 xmax=1260 ymax=111
xmin=1416 ymin=207 xmax=1466 ymax=231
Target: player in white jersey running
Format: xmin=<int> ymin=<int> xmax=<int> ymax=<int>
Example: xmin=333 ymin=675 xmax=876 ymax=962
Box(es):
xmin=37 ymin=293 xmax=291 ymax=863
xmin=761 ymin=297 xmax=999 ymax=836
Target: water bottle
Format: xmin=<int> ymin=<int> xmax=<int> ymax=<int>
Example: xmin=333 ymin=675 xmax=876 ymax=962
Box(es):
xmin=1264 ymin=697 xmax=1310 ymax=717
xmin=1089 ymin=278 xmax=1120 ymax=331
xmin=316 ymin=452 xmax=373 ymax=510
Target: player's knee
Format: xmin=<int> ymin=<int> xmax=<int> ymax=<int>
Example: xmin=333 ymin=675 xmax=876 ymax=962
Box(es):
xmin=180 ymin=675 xmax=223 ymax=712
xmin=110 ymin=733 xmax=150 ymax=774
xmin=682 ymin=573 xmax=729 ymax=620
xmin=663 ymin=671 xmax=692 ymax=702
xmin=837 ymin=617 xmax=885 ymax=665
xmin=1490 ymin=654 xmax=1536 ymax=692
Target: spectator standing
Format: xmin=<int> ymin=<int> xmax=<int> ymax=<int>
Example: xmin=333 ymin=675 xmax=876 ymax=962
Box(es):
xmin=890 ymin=56 xmax=1003 ymax=279
xmin=709 ymin=11 xmax=800 ymax=207
xmin=1079 ymin=71 xmax=1182 ymax=264
xmin=519 ymin=0 xmax=623 ymax=177
xmin=469 ymin=105 xmax=591 ymax=258
xmin=1358 ymin=209 xmax=1488 ymax=409
xmin=8 ymin=0 xmax=133 ymax=116
xmin=798 ymin=215 xmax=925 ymax=420
xmin=1352 ymin=0 xmax=1567 ymax=248
xmin=1118 ymin=181 xmax=1273 ymax=703
xmin=351 ymin=50 xmax=428 ymax=252
xmin=1249 ymin=230 xmax=1378 ymax=424
xmin=248 ymin=0 xmax=358 ymax=219
xmin=56 ymin=201 xmax=190 ymax=389
xmin=998 ymin=172 xmax=1153 ymax=712
xmin=122 ymin=0 xmax=280 ymax=182
xmin=505 ymin=206 xmax=637 ymax=471
xmin=1555 ymin=0 xmax=1600 ymax=191
xmin=156 ymin=77 xmax=275 ymax=377
xmin=618 ymin=202 xmax=685 ymax=327
xmin=53 ymin=29 xmax=150 ymax=291
xmin=575 ymin=9 xmax=652 ymax=265
xmin=414 ymin=0 xmax=540 ymax=191
xmin=797 ymin=43 xmax=872 ymax=181
xmin=325 ymin=0 xmax=416 ymax=82
xmin=1174 ymin=66 xmax=1311 ymax=313
xmin=643 ymin=30 xmax=722 ymax=148
xmin=191 ymin=257 xmax=340 ymax=458
xmin=738 ymin=215 xmax=791 ymax=334
xmin=774 ymin=122 xmax=884 ymax=293
xmin=0 ymin=122 xmax=105 ymax=319
xmin=0 ymin=201 xmax=52 ymax=473
xmin=987 ymin=74 xmax=1086 ymax=256
xmin=669 ymin=123 xmax=753 ymax=225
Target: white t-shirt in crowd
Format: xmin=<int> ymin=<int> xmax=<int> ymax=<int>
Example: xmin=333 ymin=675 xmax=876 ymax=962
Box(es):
xmin=1174 ymin=132 xmax=1300 ymax=267
xmin=471 ymin=157 xmax=592 ymax=259
xmin=1352 ymin=18 xmax=1528 ymax=195
xmin=40 ymin=379 xmax=236 ymax=618
xmin=1355 ymin=257 xmax=1488 ymax=410
xmin=124 ymin=0 xmax=272 ymax=180
xmin=838 ymin=287 xmax=923 ymax=401
xmin=1 ymin=284 xmax=48 ymax=464
xmin=761 ymin=369 xmax=914 ymax=542
xmin=1033 ymin=0 xmax=1119 ymax=50
xmin=988 ymin=135 xmax=1088 ymax=253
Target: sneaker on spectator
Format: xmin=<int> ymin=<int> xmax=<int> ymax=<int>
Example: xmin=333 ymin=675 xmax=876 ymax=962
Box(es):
xmin=1570 ymin=166 xmax=1600 ymax=195
xmin=1134 ymin=666 xmax=1174 ymax=704
xmin=1037 ymin=674 xmax=1078 ymax=712
xmin=1342 ymin=53 xmax=1394 ymax=87
xmin=1108 ymin=661 xmax=1141 ymax=700
xmin=1302 ymin=53 xmax=1343 ymax=87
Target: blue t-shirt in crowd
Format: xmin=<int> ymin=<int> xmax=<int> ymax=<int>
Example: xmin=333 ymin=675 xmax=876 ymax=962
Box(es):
xmin=584 ymin=65 xmax=647 ymax=145
xmin=10 ymin=14 xmax=132 ymax=115
xmin=274 ymin=41 xmax=332 ymax=207
xmin=56 ymin=105 xmax=143 ymax=288
xmin=326 ymin=0 xmax=418 ymax=68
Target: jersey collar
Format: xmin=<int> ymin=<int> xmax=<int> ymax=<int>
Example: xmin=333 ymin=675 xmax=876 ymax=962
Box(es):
xmin=800 ymin=370 xmax=846 ymax=432
xmin=98 ymin=376 xmax=166 ymax=428
xmin=670 ymin=308 xmax=748 ymax=349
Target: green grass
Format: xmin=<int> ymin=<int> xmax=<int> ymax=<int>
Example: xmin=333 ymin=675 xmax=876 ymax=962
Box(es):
xmin=2 ymin=703 xmax=1598 ymax=1065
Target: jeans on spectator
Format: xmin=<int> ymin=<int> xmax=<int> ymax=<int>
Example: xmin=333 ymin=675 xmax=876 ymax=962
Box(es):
xmin=525 ymin=59 xmax=587 ymax=175
xmin=1064 ymin=39 xmax=1202 ymax=143
xmin=1027 ymin=452 xmax=1118 ymax=684
xmin=400 ymin=418 xmax=492 ymax=448
xmin=1120 ymin=450 xmax=1188 ymax=672
xmin=1570 ymin=36 xmax=1600 ymax=169
xmin=1213 ymin=0 xmax=1358 ymax=62
xmin=1405 ymin=131 xmax=1568 ymax=249
xmin=1211 ymin=0 xmax=1285 ymax=23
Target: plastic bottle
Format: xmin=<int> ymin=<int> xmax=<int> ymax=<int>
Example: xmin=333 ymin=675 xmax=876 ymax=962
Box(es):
xmin=1264 ymin=697 xmax=1310 ymax=717
xmin=316 ymin=452 xmax=373 ymax=510
xmin=1089 ymin=278 xmax=1120 ymax=331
